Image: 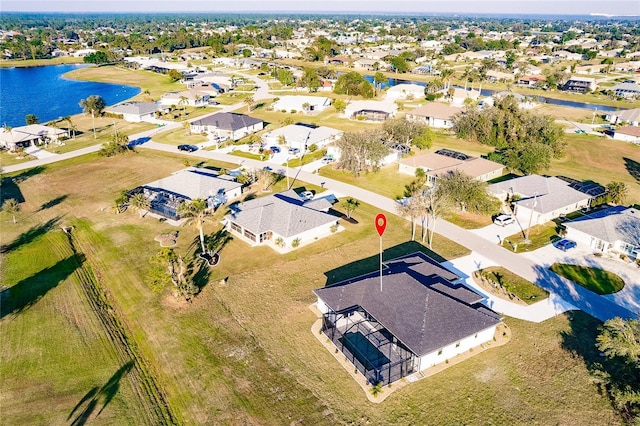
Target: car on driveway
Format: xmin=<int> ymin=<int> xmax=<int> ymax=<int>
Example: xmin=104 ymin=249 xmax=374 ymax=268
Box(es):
xmin=299 ymin=190 xmax=314 ymax=201
xmin=178 ymin=144 xmax=198 ymax=152
xmin=288 ymin=147 xmax=300 ymax=155
xmin=555 ymin=239 xmax=577 ymax=251
xmin=270 ymin=146 xmax=281 ymax=153
xmin=494 ymin=214 xmax=515 ymax=227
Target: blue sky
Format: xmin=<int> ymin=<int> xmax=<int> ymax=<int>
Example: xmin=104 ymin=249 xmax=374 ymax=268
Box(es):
xmin=2 ymin=1 xmax=639 ymax=16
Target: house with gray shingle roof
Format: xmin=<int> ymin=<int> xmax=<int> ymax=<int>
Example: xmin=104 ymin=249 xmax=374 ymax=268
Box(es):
xmin=137 ymin=168 xmax=243 ymax=220
xmin=224 ymin=189 xmax=339 ymax=251
xmin=106 ymin=102 xmax=169 ymax=122
xmin=489 ymin=175 xmax=591 ymax=225
xmin=313 ymin=252 xmax=502 ymax=385
xmin=565 ymin=206 xmax=640 ymax=258
xmin=190 ymin=112 xmax=263 ymax=140
xmin=405 ymin=103 xmax=461 ymax=128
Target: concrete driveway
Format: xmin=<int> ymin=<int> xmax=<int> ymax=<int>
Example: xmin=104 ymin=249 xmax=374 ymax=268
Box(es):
xmin=470 ymin=214 xmax=530 ymax=245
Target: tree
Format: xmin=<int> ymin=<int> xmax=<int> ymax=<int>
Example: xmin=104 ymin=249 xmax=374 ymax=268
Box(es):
xmin=129 ymin=193 xmax=150 ymax=218
xmin=178 ymin=95 xmax=188 ymax=113
xmin=334 ymin=130 xmax=390 ymax=176
xmin=113 ymin=191 xmax=129 ymax=214
xmin=168 ymin=69 xmax=183 ymax=82
xmin=382 ymin=117 xmax=433 ymax=150
xmin=397 ymin=184 xmax=425 ymax=241
xmin=301 ymin=67 xmax=320 ymax=92
xmin=79 ymin=95 xmax=106 ymax=139
xmin=276 ymin=68 xmax=295 ymax=86
xmin=147 ymin=248 xmax=199 ymax=301
xmin=390 ymin=56 xmax=409 ymax=73
xmin=2 ymin=198 xmax=21 ymax=223
xmin=341 ymin=198 xmax=360 ymax=219
xmin=256 ymin=168 xmax=277 ymax=191
xmin=373 ymin=71 xmax=387 ymax=96
xmin=333 ymin=99 xmax=347 ymax=113
xmin=595 ymin=318 xmax=640 ymax=422
xmin=333 ymin=72 xmax=374 ymax=98
xmin=435 ymin=171 xmax=501 ymax=214
xmin=425 ymin=186 xmax=451 ymax=249
xmin=244 ymin=95 xmax=254 ymax=113
xmin=606 ymin=182 xmax=629 ymax=205
xmin=64 ymin=116 xmax=77 ymax=139
xmin=178 ymin=198 xmax=210 ymax=254
xmin=99 ymin=131 xmax=129 ymax=157
xmin=25 ymin=114 xmax=39 ymax=125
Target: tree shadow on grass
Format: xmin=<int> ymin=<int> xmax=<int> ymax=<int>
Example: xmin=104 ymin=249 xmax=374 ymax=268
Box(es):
xmin=68 ymin=360 xmax=134 ymax=426
xmin=0 ymin=216 xmax=61 ymax=253
xmin=1 ymin=166 xmax=47 ymax=203
xmin=323 ymin=240 xmax=448 ymax=286
xmin=624 ymin=157 xmax=640 ymax=185
xmin=559 ymin=311 xmax=639 ymax=423
xmin=37 ymin=195 xmax=68 ymax=212
xmin=0 ymin=252 xmax=84 ymax=320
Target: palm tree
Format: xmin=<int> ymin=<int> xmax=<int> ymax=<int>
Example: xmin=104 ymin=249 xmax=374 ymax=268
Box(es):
xmin=178 ymin=198 xmax=209 ymax=253
xmin=129 ymin=193 xmax=150 ymax=218
xmin=63 ymin=116 xmax=77 ymax=139
xmin=178 ymin=95 xmax=188 ymax=114
xmin=79 ymin=95 xmax=106 ymax=139
xmin=606 ymin=181 xmax=629 ymax=205
xmin=2 ymin=198 xmax=21 ymax=224
xmin=244 ymin=95 xmax=254 ymax=113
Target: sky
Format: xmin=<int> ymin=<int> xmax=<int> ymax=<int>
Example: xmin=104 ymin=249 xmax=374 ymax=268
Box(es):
xmin=2 ymin=0 xmax=639 ymax=16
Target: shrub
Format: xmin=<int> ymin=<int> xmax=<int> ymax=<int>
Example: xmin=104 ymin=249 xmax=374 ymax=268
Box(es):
xmin=292 ymin=238 xmax=301 ymax=248
xmin=330 ymin=224 xmax=338 ymax=233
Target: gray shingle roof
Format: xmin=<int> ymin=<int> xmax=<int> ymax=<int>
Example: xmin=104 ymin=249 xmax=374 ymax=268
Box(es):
xmin=489 ymin=175 xmax=590 ymax=214
xmin=227 ymin=190 xmax=337 ymax=237
xmin=107 ymin=102 xmax=162 ymax=116
xmin=192 ymin=112 xmax=262 ymax=131
xmin=313 ymin=252 xmax=501 ymax=356
xmin=565 ymin=206 xmax=640 ymax=246
xmin=143 ymin=168 xmax=242 ymax=200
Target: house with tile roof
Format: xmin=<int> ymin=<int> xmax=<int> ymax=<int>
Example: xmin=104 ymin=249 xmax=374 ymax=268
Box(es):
xmin=224 ymin=189 xmax=340 ymax=251
xmin=564 ymin=206 xmax=640 ymax=258
xmin=399 ymin=150 xmax=504 ymax=185
xmin=137 ymin=168 xmax=243 ymax=220
xmin=613 ymin=125 xmax=640 ymax=144
xmin=190 ymin=112 xmax=263 ymax=140
xmin=488 ymin=175 xmax=591 ymax=225
xmin=313 ymin=252 xmax=502 ymax=385
xmin=405 ymin=103 xmax=462 ymax=128
xmin=262 ymin=124 xmax=342 ymax=152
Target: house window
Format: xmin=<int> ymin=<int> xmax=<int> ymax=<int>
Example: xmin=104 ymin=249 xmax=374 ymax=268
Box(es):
xmin=230 ymin=222 xmax=242 ymax=233
xmin=244 ymin=229 xmax=257 ymax=242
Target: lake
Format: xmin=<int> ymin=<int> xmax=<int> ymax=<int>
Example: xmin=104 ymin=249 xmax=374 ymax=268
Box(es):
xmin=0 ymin=64 xmax=140 ymax=128
xmin=362 ymin=74 xmax=621 ymax=113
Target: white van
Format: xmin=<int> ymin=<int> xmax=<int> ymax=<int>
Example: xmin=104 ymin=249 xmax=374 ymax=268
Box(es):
xmin=494 ymin=214 xmax=515 ymax=227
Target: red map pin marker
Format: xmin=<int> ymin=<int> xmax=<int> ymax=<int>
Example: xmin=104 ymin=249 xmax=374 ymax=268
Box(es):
xmin=375 ymin=213 xmax=387 ymax=237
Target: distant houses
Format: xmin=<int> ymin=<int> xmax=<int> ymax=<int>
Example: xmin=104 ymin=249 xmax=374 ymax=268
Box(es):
xmin=613 ymin=126 xmax=640 ymax=144
xmin=271 ymin=95 xmax=332 ymax=114
xmin=262 ymin=124 xmax=343 ymax=152
xmin=399 ymin=150 xmax=505 ymax=185
xmin=344 ymin=100 xmax=398 ymax=121
xmin=405 ymin=103 xmax=461 ymax=129
xmin=106 ymin=102 xmax=169 ymax=123
xmin=0 ymin=124 xmax=68 ymax=152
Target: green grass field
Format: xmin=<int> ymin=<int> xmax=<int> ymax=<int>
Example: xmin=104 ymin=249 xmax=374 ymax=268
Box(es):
xmin=0 ymin=150 xmax=625 ymax=424
xmin=549 ymin=263 xmax=626 ymax=295
xmin=475 ymin=266 xmax=549 ymax=304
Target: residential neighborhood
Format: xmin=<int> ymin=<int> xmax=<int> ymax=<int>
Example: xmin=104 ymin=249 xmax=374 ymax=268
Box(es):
xmin=1 ymin=6 xmax=640 ymax=426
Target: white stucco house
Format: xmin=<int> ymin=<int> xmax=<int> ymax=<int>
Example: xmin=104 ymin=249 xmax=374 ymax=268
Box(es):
xmin=190 ymin=112 xmax=264 ymax=140
xmin=405 ymin=103 xmax=462 ymax=129
xmin=0 ymin=124 xmax=68 ymax=152
xmin=564 ymin=206 xmax=640 ymax=259
xmin=271 ymin=95 xmax=331 ymax=114
xmin=606 ymin=108 xmax=640 ymax=126
xmin=160 ymin=90 xmax=211 ymax=107
xmin=313 ymin=252 xmax=502 ymax=385
xmin=385 ymin=83 xmax=425 ymax=100
xmin=399 ymin=150 xmax=504 ymax=185
xmin=224 ymin=189 xmax=340 ymax=251
xmin=613 ymin=126 xmax=640 ymax=144
xmin=106 ymin=102 xmax=170 ymax=123
xmin=489 ymin=175 xmax=592 ymax=225
xmin=262 ymin=124 xmax=343 ymax=152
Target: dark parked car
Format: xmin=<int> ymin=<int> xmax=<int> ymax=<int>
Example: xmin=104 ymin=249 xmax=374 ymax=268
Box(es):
xmin=270 ymin=146 xmax=281 ymax=153
xmin=178 ymin=144 xmax=198 ymax=152
xmin=555 ymin=239 xmax=577 ymax=251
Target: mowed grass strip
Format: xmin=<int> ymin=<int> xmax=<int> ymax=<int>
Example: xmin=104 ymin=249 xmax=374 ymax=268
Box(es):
xmin=476 ymin=266 xmax=549 ymax=304
xmin=550 ymin=263 xmax=625 ymax=295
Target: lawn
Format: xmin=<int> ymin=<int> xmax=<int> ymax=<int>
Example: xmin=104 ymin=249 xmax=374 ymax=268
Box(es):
xmin=286 ymin=149 xmax=326 ymax=167
xmin=444 ymin=211 xmax=494 ymax=229
xmin=549 ymin=263 xmax=626 ymax=295
xmin=504 ymin=222 xmax=559 ymax=253
xmin=0 ymin=149 xmax=625 ymax=425
xmin=152 ymin=126 xmax=208 ymax=146
xmin=475 ymin=266 xmax=549 ymax=304
xmin=321 ymin=163 xmax=416 ymax=200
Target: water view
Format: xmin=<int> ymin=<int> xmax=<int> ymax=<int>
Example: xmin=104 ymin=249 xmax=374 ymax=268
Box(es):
xmin=0 ymin=64 xmax=140 ymax=127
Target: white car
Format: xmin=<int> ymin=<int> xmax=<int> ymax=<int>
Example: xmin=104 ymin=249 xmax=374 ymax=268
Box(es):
xmin=494 ymin=214 xmax=515 ymax=227
xmin=299 ymin=191 xmax=314 ymax=201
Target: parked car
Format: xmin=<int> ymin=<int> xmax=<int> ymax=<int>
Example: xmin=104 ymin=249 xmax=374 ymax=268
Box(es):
xmin=555 ymin=239 xmax=577 ymax=251
xmin=270 ymin=146 xmax=281 ymax=153
xmin=494 ymin=214 xmax=515 ymax=227
xmin=288 ymin=147 xmax=300 ymax=155
xmin=178 ymin=144 xmax=198 ymax=152
xmin=299 ymin=190 xmax=314 ymax=201
xmin=321 ymin=156 xmax=334 ymax=164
